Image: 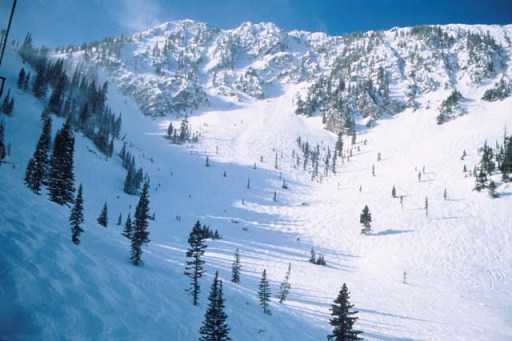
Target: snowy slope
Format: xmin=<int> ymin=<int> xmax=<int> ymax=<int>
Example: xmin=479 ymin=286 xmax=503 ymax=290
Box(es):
xmin=2 ymin=22 xmax=512 ymax=341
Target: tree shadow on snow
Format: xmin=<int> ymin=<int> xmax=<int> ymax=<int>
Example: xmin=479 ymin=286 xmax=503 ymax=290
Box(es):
xmin=371 ymin=229 xmax=413 ymax=236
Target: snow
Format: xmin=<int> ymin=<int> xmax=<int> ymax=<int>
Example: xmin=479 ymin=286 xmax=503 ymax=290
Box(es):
xmin=2 ymin=23 xmax=512 ymax=341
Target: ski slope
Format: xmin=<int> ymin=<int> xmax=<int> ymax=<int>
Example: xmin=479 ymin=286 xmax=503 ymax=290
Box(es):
xmin=1 ymin=43 xmax=512 ymax=340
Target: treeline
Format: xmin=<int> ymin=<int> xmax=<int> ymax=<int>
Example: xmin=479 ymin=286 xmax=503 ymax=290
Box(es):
xmin=18 ymin=33 xmax=122 ymax=159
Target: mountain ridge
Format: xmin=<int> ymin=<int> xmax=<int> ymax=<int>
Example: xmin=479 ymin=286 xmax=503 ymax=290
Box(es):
xmin=56 ymin=20 xmax=511 ymax=130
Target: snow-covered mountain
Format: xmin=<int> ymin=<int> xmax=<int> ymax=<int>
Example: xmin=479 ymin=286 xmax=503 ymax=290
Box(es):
xmin=61 ymin=20 xmax=512 ymax=127
xmin=1 ymin=20 xmax=512 ymax=340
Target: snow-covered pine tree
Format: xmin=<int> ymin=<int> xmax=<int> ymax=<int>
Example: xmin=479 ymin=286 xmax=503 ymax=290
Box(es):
xmin=48 ymin=118 xmax=75 ymax=205
xmin=97 ymin=202 xmax=108 ymax=227
xmin=199 ymin=271 xmax=231 ymax=341
xmin=360 ymin=205 xmax=372 ymax=235
xmin=327 ymin=283 xmax=363 ymax=341
xmin=258 ymin=269 xmax=272 ymax=315
xmin=185 ymin=220 xmax=208 ymax=305
xmin=122 ymin=213 xmax=133 ymax=239
xmin=231 ymin=248 xmax=241 ymax=284
xmin=24 ymin=116 xmax=52 ymax=194
xmin=130 ymin=181 xmax=151 ymax=266
xmin=69 ymin=183 xmax=84 ymax=245
xmin=277 ymin=263 xmax=292 ymax=304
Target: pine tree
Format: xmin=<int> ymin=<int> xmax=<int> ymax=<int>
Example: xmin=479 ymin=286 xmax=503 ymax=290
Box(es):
xmin=309 ymin=248 xmax=316 ymax=263
xmin=23 ymin=71 xmax=30 ymax=91
xmin=231 ymin=248 xmax=241 ymax=284
xmin=391 ymin=185 xmax=396 ymax=198
xmin=199 ymin=271 xmax=231 ymax=341
xmin=185 ymin=220 xmax=208 ymax=305
xmin=69 ymin=184 xmax=84 ymax=245
xmin=277 ymin=263 xmax=292 ymax=304
xmin=97 ymin=202 xmax=108 ymax=227
xmin=0 ymin=89 xmax=14 ymax=116
xmin=130 ymin=182 xmax=151 ymax=266
xmin=24 ymin=117 xmax=52 ymax=194
xmin=488 ymin=180 xmax=498 ymax=198
xmin=258 ymin=269 xmax=272 ymax=315
xmin=328 ymin=283 xmax=363 ymax=341
xmin=360 ymin=205 xmax=372 ymax=235
xmin=32 ymin=70 xmax=48 ymax=98
xmin=17 ymin=68 xmax=26 ymax=89
xmin=475 ymin=167 xmax=488 ymax=191
xmin=122 ymin=213 xmax=133 ymax=239
xmin=48 ymin=118 xmax=75 ymax=205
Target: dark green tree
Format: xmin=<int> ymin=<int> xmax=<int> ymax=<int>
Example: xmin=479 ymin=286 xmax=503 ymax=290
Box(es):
xmin=488 ymin=180 xmax=498 ymax=198
xmin=97 ymin=202 xmax=108 ymax=227
xmin=199 ymin=271 xmax=231 ymax=341
xmin=360 ymin=205 xmax=372 ymax=235
xmin=328 ymin=283 xmax=363 ymax=341
xmin=231 ymin=248 xmax=241 ymax=284
xmin=185 ymin=220 xmax=207 ymax=305
xmin=277 ymin=263 xmax=292 ymax=304
xmin=0 ymin=89 xmax=14 ymax=116
xmin=24 ymin=117 xmax=52 ymax=194
xmin=122 ymin=213 xmax=133 ymax=239
xmin=258 ymin=269 xmax=272 ymax=315
xmin=17 ymin=68 xmax=26 ymax=89
xmin=48 ymin=118 xmax=75 ymax=205
xmin=130 ymin=182 xmax=151 ymax=265
xmin=475 ymin=167 xmax=488 ymax=191
xmin=32 ymin=70 xmax=48 ymax=98
xmin=69 ymin=184 xmax=84 ymax=245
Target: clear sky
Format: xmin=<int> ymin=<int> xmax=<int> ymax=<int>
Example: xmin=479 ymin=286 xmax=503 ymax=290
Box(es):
xmin=1 ymin=0 xmax=511 ymax=47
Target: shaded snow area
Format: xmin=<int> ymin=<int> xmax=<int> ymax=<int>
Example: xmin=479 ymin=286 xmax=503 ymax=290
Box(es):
xmin=1 ymin=40 xmax=512 ymax=341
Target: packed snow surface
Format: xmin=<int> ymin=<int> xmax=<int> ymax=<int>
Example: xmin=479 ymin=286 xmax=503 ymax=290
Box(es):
xmin=1 ymin=29 xmax=512 ymax=340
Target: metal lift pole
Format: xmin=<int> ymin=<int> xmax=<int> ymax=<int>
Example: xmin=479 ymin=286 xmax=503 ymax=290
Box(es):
xmin=0 ymin=0 xmax=17 ymax=68
xmin=0 ymin=0 xmax=17 ymax=98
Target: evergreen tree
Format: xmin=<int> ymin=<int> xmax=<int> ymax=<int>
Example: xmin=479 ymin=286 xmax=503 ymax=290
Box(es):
xmin=328 ymin=283 xmax=363 ymax=341
xmin=122 ymin=213 xmax=133 ymax=239
xmin=0 ymin=89 xmax=14 ymax=116
xmin=488 ymin=180 xmax=498 ymax=198
xmin=309 ymin=248 xmax=316 ymax=263
xmin=185 ymin=220 xmax=208 ymax=305
xmin=391 ymin=185 xmax=396 ymax=198
xmin=360 ymin=205 xmax=372 ymax=235
xmin=23 ymin=71 xmax=31 ymax=91
xmin=32 ymin=70 xmax=48 ymax=98
xmin=24 ymin=117 xmax=52 ymax=194
xmin=117 ymin=213 xmax=122 ymax=226
xmin=231 ymin=248 xmax=241 ymax=284
xmin=130 ymin=181 xmax=151 ymax=265
xmin=48 ymin=75 xmax=67 ymax=115
xmin=97 ymin=202 xmax=108 ymax=227
xmin=69 ymin=184 xmax=84 ymax=245
xmin=48 ymin=118 xmax=75 ymax=205
xmin=258 ymin=269 xmax=272 ymax=315
xmin=475 ymin=167 xmax=488 ymax=191
xmin=199 ymin=271 xmax=231 ymax=341
xmin=277 ymin=263 xmax=292 ymax=304
xmin=17 ymin=68 xmax=26 ymax=89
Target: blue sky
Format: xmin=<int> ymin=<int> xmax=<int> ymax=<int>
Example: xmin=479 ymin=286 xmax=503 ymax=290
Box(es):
xmin=1 ymin=0 xmax=511 ymax=46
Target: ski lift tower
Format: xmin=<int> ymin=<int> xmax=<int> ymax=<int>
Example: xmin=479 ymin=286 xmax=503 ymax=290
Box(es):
xmin=0 ymin=0 xmax=17 ymax=98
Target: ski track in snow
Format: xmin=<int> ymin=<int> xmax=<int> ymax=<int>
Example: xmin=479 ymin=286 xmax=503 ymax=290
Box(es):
xmin=1 ymin=46 xmax=512 ymax=340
